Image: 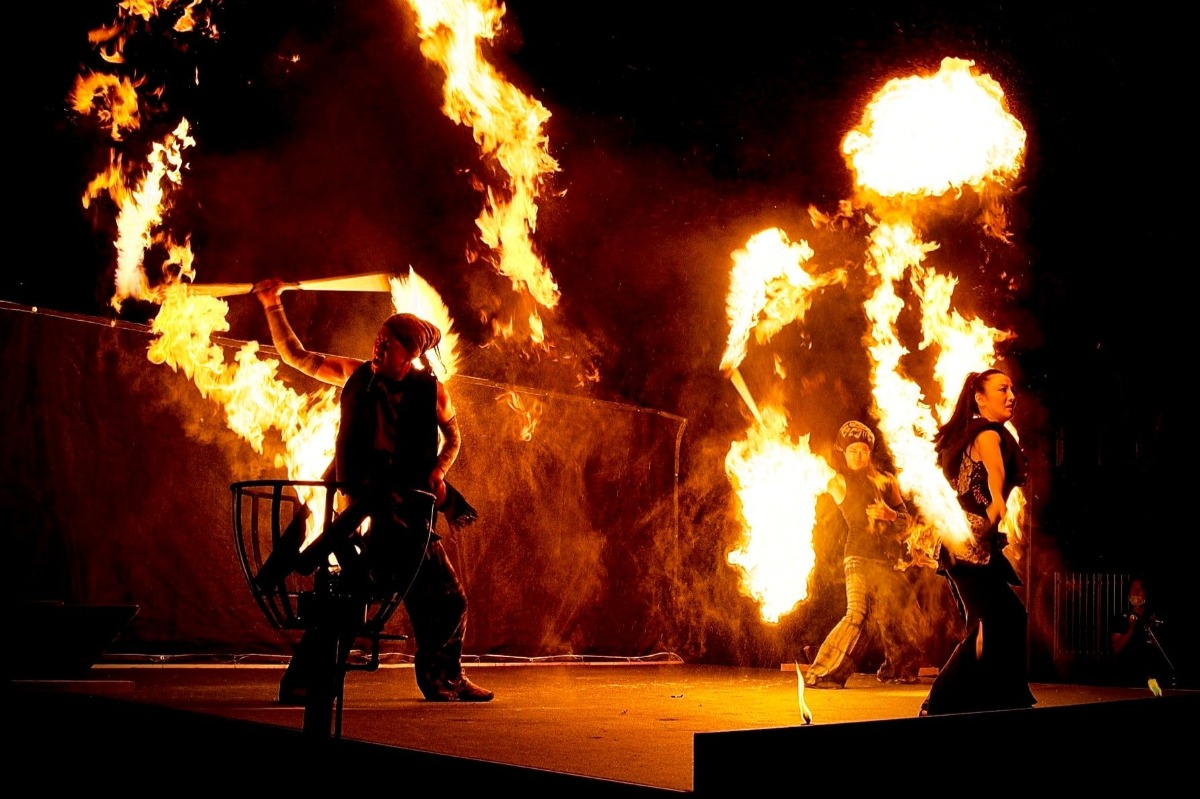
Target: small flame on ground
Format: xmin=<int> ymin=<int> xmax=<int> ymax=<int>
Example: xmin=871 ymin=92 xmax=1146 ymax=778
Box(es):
xmin=795 ymin=661 xmax=814 ymax=725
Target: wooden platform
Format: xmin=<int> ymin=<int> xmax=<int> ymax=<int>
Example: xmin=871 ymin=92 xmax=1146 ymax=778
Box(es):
xmin=7 ymin=663 xmax=1195 ymax=795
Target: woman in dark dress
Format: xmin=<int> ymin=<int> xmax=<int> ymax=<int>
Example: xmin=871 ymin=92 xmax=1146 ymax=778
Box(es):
xmin=921 ymin=368 xmax=1035 ymax=715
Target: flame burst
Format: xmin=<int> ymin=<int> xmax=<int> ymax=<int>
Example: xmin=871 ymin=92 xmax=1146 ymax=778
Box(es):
xmin=724 ymin=57 xmax=1030 ymax=619
xmin=726 ymin=405 xmax=835 ymax=624
xmin=70 ymin=4 xmax=467 ymax=549
xmin=407 ymin=0 xmax=561 ymax=330
xmin=720 ymin=227 xmax=845 ymax=375
xmin=842 ymin=57 xmax=1025 ymax=199
xmin=390 ymin=267 xmax=461 ymax=382
xmin=852 ymin=58 xmax=1028 ymax=562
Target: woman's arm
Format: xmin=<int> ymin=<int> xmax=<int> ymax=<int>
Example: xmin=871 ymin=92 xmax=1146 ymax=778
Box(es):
xmin=254 ymin=279 xmax=361 ymax=387
xmin=973 ymin=429 xmax=1008 ymax=528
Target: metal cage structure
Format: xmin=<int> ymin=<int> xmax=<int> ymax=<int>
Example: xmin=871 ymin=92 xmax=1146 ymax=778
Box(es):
xmin=230 ymin=479 xmax=433 ymax=736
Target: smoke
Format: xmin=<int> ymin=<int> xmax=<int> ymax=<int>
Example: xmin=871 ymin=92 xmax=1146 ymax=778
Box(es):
xmin=17 ymin=2 xmax=1107 ymax=669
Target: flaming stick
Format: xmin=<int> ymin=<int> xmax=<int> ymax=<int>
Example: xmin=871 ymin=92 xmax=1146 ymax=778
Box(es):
xmin=185 ymin=271 xmax=396 ymax=298
xmin=726 ymin=367 xmax=764 ymax=426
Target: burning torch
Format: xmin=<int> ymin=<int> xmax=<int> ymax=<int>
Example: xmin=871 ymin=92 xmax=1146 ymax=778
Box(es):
xmin=185 ymin=271 xmax=395 ymax=298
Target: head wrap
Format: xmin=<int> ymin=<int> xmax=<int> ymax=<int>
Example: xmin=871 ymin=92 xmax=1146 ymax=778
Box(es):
xmin=836 ymin=420 xmax=876 ymax=452
xmin=382 ymin=313 xmax=441 ymax=355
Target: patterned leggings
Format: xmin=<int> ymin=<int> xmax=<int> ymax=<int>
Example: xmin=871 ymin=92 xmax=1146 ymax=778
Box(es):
xmin=806 ymin=556 xmax=922 ymax=686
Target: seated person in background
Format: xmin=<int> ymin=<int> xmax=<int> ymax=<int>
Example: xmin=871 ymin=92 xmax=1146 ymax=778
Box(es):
xmin=1110 ymin=576 xmax=1174 ymax=688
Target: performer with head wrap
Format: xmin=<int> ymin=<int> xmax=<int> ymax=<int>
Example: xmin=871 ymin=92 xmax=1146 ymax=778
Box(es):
xmin=804 ymin=420 xmax=923 ymax=689
xmin=253 ymin=277 xmax=492 ymax=703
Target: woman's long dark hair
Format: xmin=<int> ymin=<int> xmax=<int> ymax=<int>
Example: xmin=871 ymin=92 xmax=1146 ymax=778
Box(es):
xmin=933 ymin=369 xmax=1005 ymax=475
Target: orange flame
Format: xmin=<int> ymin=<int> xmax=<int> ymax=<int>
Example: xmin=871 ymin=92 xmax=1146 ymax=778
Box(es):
xmin=72 ymin=2 xmax=457 ymax=553
xmin=725 ymin=404 xmax=835 ymax=624
xmin=720 ymin=227 xmax=846 ymax=375
xmin=849 ymin=58 xmax=1028 ymax=562
xmin=498 ymin=390 xmax=543 ymax=442
xmin=408 ymin=0 xmax=561 ymax=315
xmin=152 ymin=285 xmax=342 ymax=540
xmin=71 ymin=7 xmax=421 ymax=544
xmin=73 ymin=1 xmax=217 ymax=138
xmin=151 ymin=264 xmax=463 ymax=545
xmin=117 ymin=0 xmax=210 ymax=30
xmin=102 ymin=119 xmax=195 ymax=311
xmin=389 ymin=266 xmax=461 ymax=382
xmin=861 ymin=221 xmax=977 ymax=558
xmin=71 ymin=72 xmax=144 ymax=140
xmin=723 ymin=57 xmax=1031 ymax=612
xmin=842 ymin=57 xmax=1026 ymax=200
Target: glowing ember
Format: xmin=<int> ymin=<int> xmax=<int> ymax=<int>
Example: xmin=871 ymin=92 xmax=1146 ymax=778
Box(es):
xmin=725 ymin=405 xmax=835 ymax=624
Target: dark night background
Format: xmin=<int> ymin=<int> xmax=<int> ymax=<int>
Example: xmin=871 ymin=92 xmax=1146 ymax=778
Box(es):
xmin=9 ymin=3 xmax=1190 ymax=674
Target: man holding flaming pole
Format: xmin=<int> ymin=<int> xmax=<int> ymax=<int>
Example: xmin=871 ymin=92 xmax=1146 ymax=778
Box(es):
xmin=253 ymin=277 xmax=492 ymax=704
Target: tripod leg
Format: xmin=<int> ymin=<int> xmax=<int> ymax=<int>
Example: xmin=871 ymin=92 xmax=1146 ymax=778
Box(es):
xmin=301 ymin=625 xmax=339 ymax=738
xmin=299 ymin=592 xmax=363 ymax=738
xmin=1145 ymin=628 xmax=1177 ymax=686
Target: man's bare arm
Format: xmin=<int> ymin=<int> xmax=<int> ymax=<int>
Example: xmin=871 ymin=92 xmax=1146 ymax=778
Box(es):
xmin=254 ymin=278 xmax=360 ymax=386
xmin=434 ymin=381 xmax=460 ymax=478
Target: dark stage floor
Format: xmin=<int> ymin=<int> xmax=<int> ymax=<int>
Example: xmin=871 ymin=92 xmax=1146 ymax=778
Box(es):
xmin=8 ymin=663 xmax=1196 ymax=794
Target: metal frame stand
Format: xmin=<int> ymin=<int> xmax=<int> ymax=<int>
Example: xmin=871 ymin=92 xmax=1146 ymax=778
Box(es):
xmin=1144 ymin=623 xmax=1178 ymax=688
xmin=231 ymin=480 xmax=433 ymax=739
